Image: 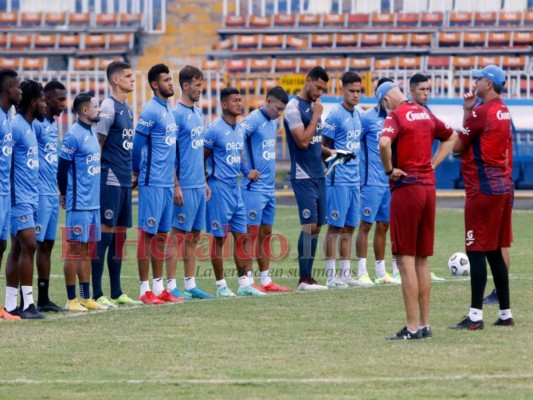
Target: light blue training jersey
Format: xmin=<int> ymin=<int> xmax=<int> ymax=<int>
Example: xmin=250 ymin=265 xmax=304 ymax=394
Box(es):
xmin=0 ymin=108 xmax=13 ymax=195
xmin=360 ymin=106 xmax=389 ymax=187
xmin=241 ymin=108 xmax=277 ymax=192
xmin=322 ymin=103 xmax=362 ymax=186
xmin=11 ymin=114 xmax=39 ymax=206
xmin=34 ymin=115 xmax=58 ymax=195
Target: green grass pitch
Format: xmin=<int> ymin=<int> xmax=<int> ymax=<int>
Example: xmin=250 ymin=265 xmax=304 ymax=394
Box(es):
xmin=0 ymin=205 xmax=532 ymax=399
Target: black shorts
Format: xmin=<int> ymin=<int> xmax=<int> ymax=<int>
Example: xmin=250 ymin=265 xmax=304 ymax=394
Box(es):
xmin=100 ymin=184 xmax=132 ymax=228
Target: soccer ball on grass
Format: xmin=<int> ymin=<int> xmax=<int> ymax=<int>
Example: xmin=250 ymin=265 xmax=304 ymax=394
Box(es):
xmin=448 ymin=252 xmax=470 ymax=276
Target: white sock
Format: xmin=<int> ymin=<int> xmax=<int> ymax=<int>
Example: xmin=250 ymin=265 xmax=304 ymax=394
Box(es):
xmin=246 ymin=270 xmax=255 ymax=286
xmin=166 ymin=278 xmax=176 ymax=291
xmin=21 ymin=286 xmax=35 ymax=311
xmin=375 ymin=260 xmax=386 ymax=278
xmin=152 ymin=277 xmax=164 ymax=295
xmin=357 ymin=258 xmax=367 ymax=278
xmin=216 ymin=279 xmax=227 ymax=290
xmin=469 ymin=308 xmax=483 ymax=322
xmin=325 ymin=259 xmax=336 ymax=279
xmin=140 ymin=281 xmax=150 ymax=296
xmin=184 ymin=277 xmax=196 ymax=291
xmin=340 ymin=260 xmax=351 ymax=278
xmin=238 ymin=275 xmax=250 ymax=289
xmin=392 ymin=258 xmax=399 ymax=275
xmin=5 ymin=286 xmax=18 ymax=312
xmin=498 ymin=309 xmax=513 ymax=320
xmin=260 ymin=270 xmax=272 ymax=286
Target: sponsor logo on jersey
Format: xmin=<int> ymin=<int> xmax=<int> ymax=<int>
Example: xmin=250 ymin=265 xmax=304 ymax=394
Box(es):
xmin=406 ymin=111 xmax=431 ymax=122
xmin=496 ymin=110 xmax=511 ymax=120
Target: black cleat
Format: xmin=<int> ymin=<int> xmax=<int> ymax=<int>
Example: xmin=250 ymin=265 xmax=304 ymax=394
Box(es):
xmin=38 ymin=301 xmax=66 ymax=313
xmin=13 ymin=304 xmax=46 ymax=320
xmin=493 ymin=318 xmax=515 ymax=326
xmin=386 ymin=326 xmax=422 ymax=340
xmin=448 ymin=316 xmax=484 ymax=330
xmin=483 ymin=288 xmax=499 ymax=305
xmin=421 ymin=326 xmax=432 ymax=339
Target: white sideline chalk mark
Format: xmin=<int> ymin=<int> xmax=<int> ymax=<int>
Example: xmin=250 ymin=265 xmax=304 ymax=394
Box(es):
xmin=1 ymin=373 xmax=533 ymax=385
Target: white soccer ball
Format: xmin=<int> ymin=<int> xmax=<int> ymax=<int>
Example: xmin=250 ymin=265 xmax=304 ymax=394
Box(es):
xmin=448 ymin=252 xmax=470 ymax=276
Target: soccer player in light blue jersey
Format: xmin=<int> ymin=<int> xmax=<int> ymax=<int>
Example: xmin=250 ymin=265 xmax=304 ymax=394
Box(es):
xmin=58 ymin=92 xmax=107 ymax=312
xmin=240 ymin=86 xmax=290 ymax=292
xmin=5 ymin=80 xmax=46 ymax=319
xmin=322 ymin=72 xmax=365 ymax=289
xmin=91 ymin=61 xmax=142 ymax=308
xmin=355 ymin=78 xmax=400 ymax=286
xmin=0 ymin=68 xmax=22 ymax=321
xmin=33 ymin=80 xmax=67 ymax=313
xmin=204 ymin=87 xmax=265 ymax=297
xmin=132 ymin=64 xmax=183 ymax=305
xmin=283 ymin=66 xmax=331 ymax=291
xmin=165 ymin=66 xmax=214 ymax=300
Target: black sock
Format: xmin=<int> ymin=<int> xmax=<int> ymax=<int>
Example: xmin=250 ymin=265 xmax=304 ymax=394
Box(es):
xmin=486 ymin=249 xmax=510 ymax=310
xmin=308 ymin=234 xmax=319 ymax=279
xmin=108 ymin=233 xmax=124 ymax=300
xmin=37 ymin=279 xmax=49 ymax=305
xmin=467 ymin=251 xmax=487 ymax=310
xmin=298 ymin=231 xmax=312 ymax=281
xmin=91 ymin=232 xmax=113 ymax=300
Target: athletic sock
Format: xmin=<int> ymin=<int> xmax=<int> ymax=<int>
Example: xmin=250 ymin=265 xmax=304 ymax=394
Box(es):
xmin=152 ymin=277 xmax=164 ymax=295
xmin=468 ymin=307 xmax=483 ymax=322
xmin=246 ymin=270 xmax=254 ymax=286
xmin=166 ymin=278 xmax=177 ymax=291
xmin=308 ymin=234 xmax=318 ymax=279
xmin=392 ymin=258 xmax=399 ymax=276
xmin=486 ymin=249 xmax=510 ymax=310
xmin=340 ymin=260 xmax=351 ymax=278
xmin=216 ymin=279 xmax=227 ymax=290
xmin=66 ymin=284 xmax=77 ymax=301
xmin=238 ymin=275 xmax=249 ymax=289
xmin=375 ymin=260 xmax=386 ymax=277
xmin=91 ymin=232 xmax=113 ymax=300
xmin=297 ymin=231 xmax=311 ymax=280
xmin=108 ymin=233 xmax=124 ymax=300
xmin=184 ymin=277 xmax=196 ymax=291
xmin=467 ymin=251 xmax=487 ymax=310
xmin=498 ymin=309 xmax=513 ymax=320
xmin=4 ymin=286 xmax=18 ymax=312
xmin=357 ymin=258 xmax=367 ymax=278
xmin=21 ymin=286 xmax=35 ymax=311
xmin=325 ymin=259 xmax=336 ymax=280
xmin=79 ymin=282 xmax=90 ymax=300
xmin=140 ymin=281 xmax=150 ymax=296
xmin=37 ymin=279 xmax=50 ymax=305
xmin=260 ymin=270 xmax=272 ymax=286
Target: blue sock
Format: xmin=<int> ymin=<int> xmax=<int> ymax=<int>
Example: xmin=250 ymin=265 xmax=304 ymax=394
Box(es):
xmin=298 ymin=231 xmax=313 ymax=280
xmin=108 ymin=233 xmax=124 ymax=300
xmin=91 ymin=232 xmax=113 ymax=299
xmin=66 ymin=284 xmax=77 ymax=300
xmin=80 ymin=282 xmax=91 ymax=300
xmin=308 ymin=234 xmax=319 ymax=279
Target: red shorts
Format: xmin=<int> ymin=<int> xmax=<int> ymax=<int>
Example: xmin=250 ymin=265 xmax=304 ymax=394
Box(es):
xmin=464 ymin=191 xmax=513 ymax=251
xmin=390 ymin=185 xmax=436 ymax=257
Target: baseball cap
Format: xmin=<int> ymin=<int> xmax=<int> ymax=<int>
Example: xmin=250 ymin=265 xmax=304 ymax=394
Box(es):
xmin=471 ymin=65 xmax=506 ymax=86
xmin=376 ymin=81 xmax=399 ymax=105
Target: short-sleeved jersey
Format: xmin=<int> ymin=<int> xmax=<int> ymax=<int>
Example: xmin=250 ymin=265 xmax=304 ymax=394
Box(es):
xmin=283 ymin=96 xmax=324 ymax=180
xmin=458 ymin=98 xmax=513 ymax=195
xmin=322 ymin=103 xmax=361 ymax=186
xmin=59 ymin=120 xmax=101 ymax=211
xmin=0 ymin=108 xmax=13 ymax=195
xmin=96 ymin=97 xmax=134 ymax=188
xmin=135 ymin=97 xmax=177 ymax=188
xmin=360 ymin=106 xmax=389 ymax=187
xmin=241 ymin=108 xmax=277 ymax=192
xmin=204 ymin=117 xmax=245 ymax=184
xmin=172 ymin=102 xmax=205 ymax=189
xmin=34 ymin=116 xmax=58 ymax=195
xmin=381 ymin=101 xmax=454 ymax=189
xmin=11 ymin=114 xmax=39 ymax=206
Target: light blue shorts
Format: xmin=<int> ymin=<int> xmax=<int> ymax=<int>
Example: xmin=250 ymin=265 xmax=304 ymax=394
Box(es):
xmin=0 ymin=195 xmax=10 ymax=240
xmin=138 ymin=185 xmax=173 ymax=235
xmin=206 ymin=179 xmax=246 ymax=237
xmin=326 ymin=185 xmax=360 ymax=228
xmin=36 ymin=195 xmax=59 ymax=241
xmin=241 ymin=189 xmax=276 ymax=226
xmin=66 ymin=209 xmax=101 ymax=243
xmin=360 ymin=185 xmax=391 ymax=224
xmin=10 ymin=203 xmax=37 ymax=236
xmin=171 ymin=187 xmax=206 ymax=232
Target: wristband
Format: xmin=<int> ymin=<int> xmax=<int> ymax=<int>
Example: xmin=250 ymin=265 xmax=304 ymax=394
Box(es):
xmin=385 ymin=168 xmax=394 ymax=176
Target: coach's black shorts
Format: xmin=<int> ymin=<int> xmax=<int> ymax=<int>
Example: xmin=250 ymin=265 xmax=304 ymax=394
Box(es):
xmin=100 ymin=184 xmax=132 ymax=228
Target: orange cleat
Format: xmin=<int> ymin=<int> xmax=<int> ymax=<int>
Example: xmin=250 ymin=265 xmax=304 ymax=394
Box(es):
xmin=139 ymin=291 xmax=165 ymax=305
xmin=157 ymin=290 xmax=185 ymax=303
xmin=252 ymin=283 xmax=266 ymax=293
xmin=261 ymin=282 xmax=291 ymax=292
xmin=1 ymin=307 xmax=22 ymax=321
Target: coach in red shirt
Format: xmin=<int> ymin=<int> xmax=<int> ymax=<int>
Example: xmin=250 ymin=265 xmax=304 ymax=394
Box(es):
xmin=378 ymin=82 xmax=456 ymax=340
xmin=449 ymin=65 xmax=515 ymax=330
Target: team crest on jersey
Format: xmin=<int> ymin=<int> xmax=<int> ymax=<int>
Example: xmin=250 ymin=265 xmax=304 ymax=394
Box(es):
xmin=104 ymin=209 xmax=114 ymax=220
xmin=211 ymin=220 xmax=220 ymax=231
xmin=35 ymin=224 xmax=42 ymax=234
xmin=363 ymin=207 xmax=371 ymax=217
xmin=147 ymin=217 xmax=156 ymax=228
xmin=177 ymin=214 xmax=186 ymax=224
xmin=72 ymin=225 xmax=83 ymax=235
xmin=248 ymin=210 xmax=257 ymax=220
xmin=19 ymin=215 xmax=28 ymax=223
xmin=330 ymin=210 xmax=340 ymax=221
xmin=302 ymin=209 xmax=311 ymax=219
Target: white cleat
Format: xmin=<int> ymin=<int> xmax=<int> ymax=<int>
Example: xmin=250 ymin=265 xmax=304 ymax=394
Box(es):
xmin=297 ymin=278 xmax=329 ymax=292
xmin=341 ymin=275 xmax=371 ymax=287
xmin=326 ymin=277 xmax=350 ymax=289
